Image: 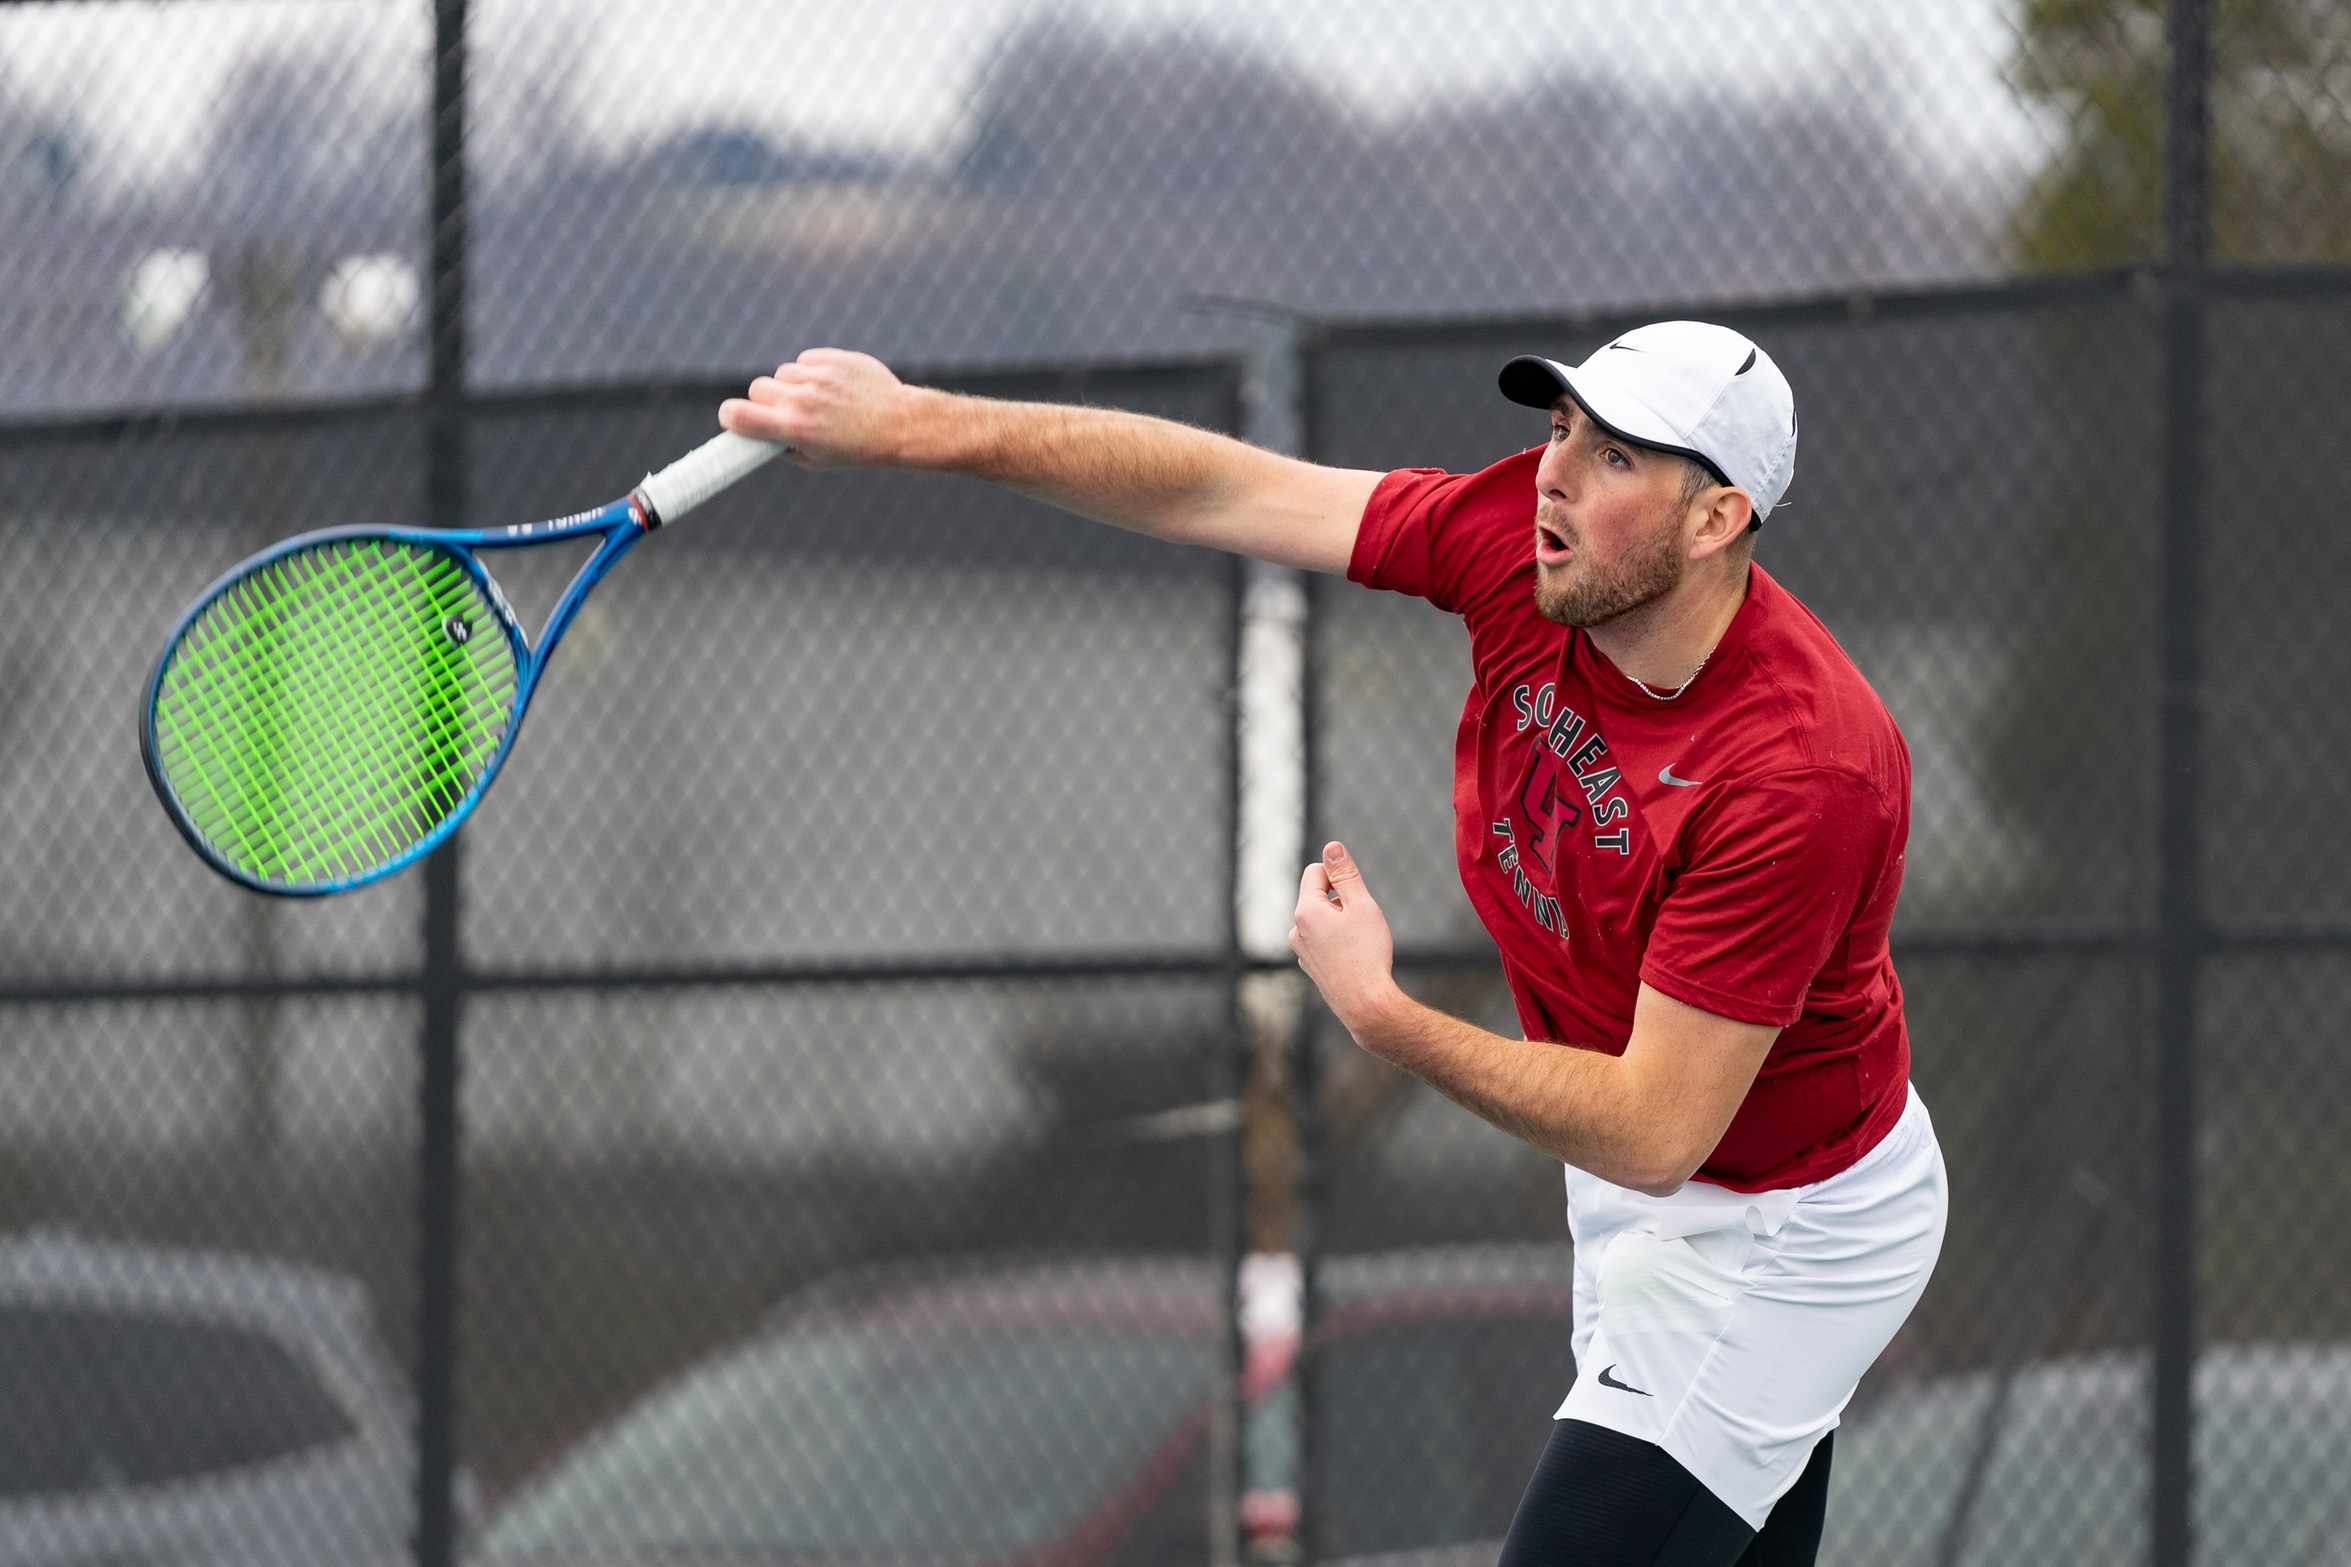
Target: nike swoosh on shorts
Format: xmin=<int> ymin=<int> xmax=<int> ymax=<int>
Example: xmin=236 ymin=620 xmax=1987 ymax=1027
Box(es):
xmin=1658 ymin=765 xmax=1703 ymax=787
xmin=1597 ymin=1363 xmax=1652 ymax=1396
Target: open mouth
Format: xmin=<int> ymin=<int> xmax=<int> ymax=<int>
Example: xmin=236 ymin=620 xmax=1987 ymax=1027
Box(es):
xmin=1534 ymin=517 xmax=1573 ymax=567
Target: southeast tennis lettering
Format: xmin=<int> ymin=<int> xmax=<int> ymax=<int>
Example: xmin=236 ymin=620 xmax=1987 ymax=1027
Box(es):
xmin=1492 ymin=681 xmax=1637 ymax=939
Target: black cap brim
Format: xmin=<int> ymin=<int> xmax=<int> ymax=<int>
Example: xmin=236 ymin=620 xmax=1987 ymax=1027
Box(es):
xmin=1498 ymin=355 xmax=1571 ymax=410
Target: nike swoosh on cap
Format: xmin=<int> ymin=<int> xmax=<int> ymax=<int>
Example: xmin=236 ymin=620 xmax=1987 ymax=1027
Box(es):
xmin=1597 ymin=1364 xmax=1652 ymax=1396
xmin=1658 ymin=765 xmax=1703 ymax=787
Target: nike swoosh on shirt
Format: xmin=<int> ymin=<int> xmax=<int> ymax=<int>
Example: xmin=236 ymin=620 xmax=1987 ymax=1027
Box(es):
xmin=1658 ymin=765 xmax=1704 ymax=787
xmin=1597 ymin=1364 xmax=1652 ymax=1396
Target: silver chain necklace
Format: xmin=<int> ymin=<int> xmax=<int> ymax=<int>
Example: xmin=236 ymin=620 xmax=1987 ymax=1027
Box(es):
xmin=1623 ymin=651 xmax=1711 ymax=702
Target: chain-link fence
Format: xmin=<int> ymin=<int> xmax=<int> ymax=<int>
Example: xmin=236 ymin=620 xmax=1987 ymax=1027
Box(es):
xmin=4 ymin=2 xmax=2349 ymax=1566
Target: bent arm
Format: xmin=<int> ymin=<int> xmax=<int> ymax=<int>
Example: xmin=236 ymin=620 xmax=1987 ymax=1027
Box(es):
xmin=1288 ymin=844 xmax=1776 ymax=1194
xmin=1347 ymin=984 xmax=1776 ymax=1195
xmin=721 ymin=348 xmax=1379 ymax=574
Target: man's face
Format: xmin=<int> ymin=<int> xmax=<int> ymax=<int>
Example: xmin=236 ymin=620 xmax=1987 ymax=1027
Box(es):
xmin=1531 ymin=401 xmax=1696 ymax=628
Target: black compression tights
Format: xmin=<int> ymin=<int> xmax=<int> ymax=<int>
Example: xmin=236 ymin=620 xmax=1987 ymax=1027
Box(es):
xmin=1495 ymin=1420 xmax=1834 ymax=1567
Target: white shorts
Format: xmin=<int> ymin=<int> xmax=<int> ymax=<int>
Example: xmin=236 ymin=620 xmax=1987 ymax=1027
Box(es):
xmin=1555 ymin=1083 xmax=1947 ymax=1530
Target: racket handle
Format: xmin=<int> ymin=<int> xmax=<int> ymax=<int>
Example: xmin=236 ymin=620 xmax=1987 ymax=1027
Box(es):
xmin=633 ymin=432 xmax=785 ymax=528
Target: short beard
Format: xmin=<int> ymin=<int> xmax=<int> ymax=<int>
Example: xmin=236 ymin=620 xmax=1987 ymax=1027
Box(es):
xmin=1533 ymin=508 xmax=1686 ymax=628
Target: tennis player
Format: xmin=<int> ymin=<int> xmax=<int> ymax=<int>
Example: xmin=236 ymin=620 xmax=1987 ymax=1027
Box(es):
xmin=720 ymin=321 xmax=1945 ymax=1566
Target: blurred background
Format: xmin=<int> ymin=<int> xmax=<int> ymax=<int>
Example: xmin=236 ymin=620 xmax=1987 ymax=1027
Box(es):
xmin=1 ymin=1 xmax=2348 ymax=1564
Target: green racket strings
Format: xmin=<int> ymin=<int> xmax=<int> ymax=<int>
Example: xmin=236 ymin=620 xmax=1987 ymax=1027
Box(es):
xmin=150 ymin=538 xmax=519 ymax=888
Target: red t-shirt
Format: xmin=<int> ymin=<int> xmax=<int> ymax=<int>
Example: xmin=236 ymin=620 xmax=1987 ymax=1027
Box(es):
xmin=1348 ymin=449 xmax=1911 ymax=1191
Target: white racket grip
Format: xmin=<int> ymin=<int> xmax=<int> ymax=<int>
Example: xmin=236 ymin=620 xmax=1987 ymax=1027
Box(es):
xmin=634 ymin=432 xmax=785 ymax=528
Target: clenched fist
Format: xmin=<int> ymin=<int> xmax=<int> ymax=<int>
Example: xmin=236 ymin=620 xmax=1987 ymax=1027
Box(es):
xmin=720 ymin=348 xmax=922 ymax=470
xmin=1290 ymin=841 xmax=1403 ymax=1038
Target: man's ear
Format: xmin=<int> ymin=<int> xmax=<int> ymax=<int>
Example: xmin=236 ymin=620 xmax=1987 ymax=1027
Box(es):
xmin=1688 ymin=487 xmax=1755 ymax=560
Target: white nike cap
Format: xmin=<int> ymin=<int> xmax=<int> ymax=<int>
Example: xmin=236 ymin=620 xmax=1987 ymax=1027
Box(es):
xmin=1499 ymin=320 xmax=1799 ymax=524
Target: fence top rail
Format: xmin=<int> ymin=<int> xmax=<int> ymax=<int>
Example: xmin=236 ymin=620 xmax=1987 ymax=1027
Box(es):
xmin=1300 ymin=264 xmax=2351 ymax=354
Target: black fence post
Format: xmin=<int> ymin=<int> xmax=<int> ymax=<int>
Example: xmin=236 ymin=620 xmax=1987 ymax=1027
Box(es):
xmin=417 ymin=845 xmax=464 ymax=1567
xmin=416 ymin=4 xmax=470 ymax=1567
xmin=2153 ymin=2 xmax=2210 ymax=1565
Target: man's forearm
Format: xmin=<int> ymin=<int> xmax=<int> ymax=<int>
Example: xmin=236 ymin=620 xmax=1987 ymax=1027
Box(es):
xmin=720 ymin=352 xmax=1375 ymax=573
xmin=891 ymin=387 xmax=1368 ymax=570
xmin=898 ymin=389 xmax=1250 ymax=538
xmin=1351 ymin=989 xmax=1689 ymax=1194
xmin=1289 ymin=843 xmax=1778 ymax=1195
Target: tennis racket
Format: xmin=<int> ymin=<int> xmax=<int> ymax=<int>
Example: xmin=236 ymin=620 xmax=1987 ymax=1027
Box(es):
xmin=141 ymin=430 xmax=783 ymax=896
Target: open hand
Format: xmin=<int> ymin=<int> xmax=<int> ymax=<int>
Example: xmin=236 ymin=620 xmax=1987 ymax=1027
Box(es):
xmin=1290 ymin=841 xmax=1402 ymax=1036
xmin=719 ymin=348 xmax=920 ymax=470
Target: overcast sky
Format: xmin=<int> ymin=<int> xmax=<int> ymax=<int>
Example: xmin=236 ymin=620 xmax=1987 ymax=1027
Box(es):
xmin=6 ymin=0 xmax=2050 ymax=197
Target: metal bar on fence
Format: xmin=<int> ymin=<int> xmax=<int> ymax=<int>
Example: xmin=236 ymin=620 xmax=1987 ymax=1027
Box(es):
xmin=0 ymin=948 xmax=1389 ymax=1008
xmin=416 ymin=844 xmax=464 ymax=1567
xmin=467 ymin=952 xmax=1267 ymax=990
xmin=415 ymin=3 xmax=471 ymax=1565
xmin=32 ymin=921 xmax=2351 ymax=1012
xmin=1305 ymin=270 xmax=2154 ymax=353
xmin=2153 ymin=1 xmax=2212 ymax=1564
xmin=1299 ymin=266 xmax=2351 ymax=356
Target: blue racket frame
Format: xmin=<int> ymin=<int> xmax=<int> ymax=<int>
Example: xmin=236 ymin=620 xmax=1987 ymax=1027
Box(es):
xmin=141 ymin=497 xmax=650 ymax=898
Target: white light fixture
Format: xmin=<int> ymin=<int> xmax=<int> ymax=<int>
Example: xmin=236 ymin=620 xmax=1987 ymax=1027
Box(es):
xmin=320 ymin=254 xmax=419 ymax=351
xmin=121 ymin=249 xmax=209 ymax=355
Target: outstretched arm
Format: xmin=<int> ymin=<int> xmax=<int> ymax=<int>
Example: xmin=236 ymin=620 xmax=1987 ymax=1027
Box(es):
xmin=1289 ymin=842 xmax=1776 ymax=1195
xmin=720 ymin=348 xmax=1381 ymax=574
